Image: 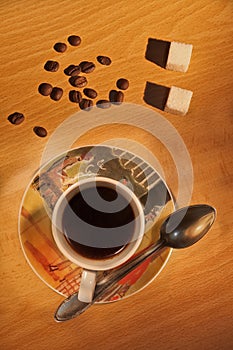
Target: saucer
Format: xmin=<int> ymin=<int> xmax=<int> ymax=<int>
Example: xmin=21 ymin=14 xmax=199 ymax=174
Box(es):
xmin=19 ymin=145 xmax=174 ymax=303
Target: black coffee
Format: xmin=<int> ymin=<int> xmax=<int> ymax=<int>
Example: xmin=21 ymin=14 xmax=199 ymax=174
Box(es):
xmin=62 ymin=185 xmax=135 ymax=260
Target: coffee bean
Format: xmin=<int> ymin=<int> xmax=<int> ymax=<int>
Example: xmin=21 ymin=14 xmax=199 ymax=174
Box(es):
xmin=50 ymin=87 xmax=63 ymax=101
xmin=44 ymin=60 xmax=59 ymax=72
xmin=83 ymin=88 xmax=97 ymax=99
xmin=8 ymin=112 xmax=25 ymax=125
xmin=115 ymin=91 xmax=124 ymax=103
xmin=68 ymin=35 xmax=81 ymax=46
xmin=116 ymin=78 xmax=129 ymax=90
xmin=79 ymin=99 xmax=93 ymax=110
xmin=38 ymin=83 xmax=53 ymax=96
xmin=69 ymin=76 xmax=87 ymax=88
xmin=96 ymin=100 xmax=111 ymax=109
xmin=97 ymin=55 xmax=112 ymax=66
xmin=80 ymin=61 xmax=95 ymax=73
xmin=109 ymin=90 xmax=124 ymax=104
xmin=33 ymin=126 xmax=47 ymax=138
xmin=69 ymin=90 xmax=82 ymax=103
xmin=68 ymin=76 xmax=77 ymax=86
xmin=64 ymin=64 xmax=81 ymax=76
xmin=53 ymin=42 xmax=67 ymax=53
xmin=109 ymin=90 xmax=117 ymax=102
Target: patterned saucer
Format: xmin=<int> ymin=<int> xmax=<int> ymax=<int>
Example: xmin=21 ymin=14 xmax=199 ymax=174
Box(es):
xmin=19 ymin=145 xmax=174 ymax=302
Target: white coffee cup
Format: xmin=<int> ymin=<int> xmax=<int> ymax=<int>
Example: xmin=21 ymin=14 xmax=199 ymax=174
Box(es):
xmin=52 ymin=176 xmax=145 ymax=302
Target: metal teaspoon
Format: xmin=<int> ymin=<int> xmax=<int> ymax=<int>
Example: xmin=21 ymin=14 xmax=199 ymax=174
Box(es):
xmin=54 ymin=204 xmax=216 ymax=322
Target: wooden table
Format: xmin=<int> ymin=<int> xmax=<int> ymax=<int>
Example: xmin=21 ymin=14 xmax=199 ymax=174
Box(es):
xmin=1 ymin=1 xmax=233 ymax=349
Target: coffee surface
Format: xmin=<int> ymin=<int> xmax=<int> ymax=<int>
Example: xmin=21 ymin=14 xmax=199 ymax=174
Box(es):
xmin=62 ymin=186 xmax=135 ymax=259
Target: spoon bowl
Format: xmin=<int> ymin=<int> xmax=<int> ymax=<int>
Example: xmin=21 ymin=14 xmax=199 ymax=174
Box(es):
xmin=161 ymin=204 xmax=216 ymax=248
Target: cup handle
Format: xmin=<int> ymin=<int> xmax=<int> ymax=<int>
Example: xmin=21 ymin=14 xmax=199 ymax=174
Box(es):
xmin=78 ymin=269 xmax=97 ymax=303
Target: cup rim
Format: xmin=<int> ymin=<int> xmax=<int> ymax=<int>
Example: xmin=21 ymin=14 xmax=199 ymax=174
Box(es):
xmin=51 ymin=176 xmax=145 ymax=270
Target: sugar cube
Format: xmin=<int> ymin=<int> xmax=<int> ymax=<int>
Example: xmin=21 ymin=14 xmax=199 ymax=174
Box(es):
xmin=166 ymin=41 xmax=193 ymax=72
xmin=164 ymin=86 xmax=193 ymax=116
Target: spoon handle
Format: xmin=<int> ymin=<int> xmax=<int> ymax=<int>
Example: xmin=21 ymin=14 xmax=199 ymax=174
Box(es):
xmin=96 ymin=239 xmax=165 ymax=288
xmin=54 ymin=240 xmax=166 ymax=322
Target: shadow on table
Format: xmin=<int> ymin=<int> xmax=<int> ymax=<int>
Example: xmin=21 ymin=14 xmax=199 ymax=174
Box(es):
xmin=143 ymin=82 xmax=170 ymax=111
xmin=145 ymin=38 xmax=171 ymax=68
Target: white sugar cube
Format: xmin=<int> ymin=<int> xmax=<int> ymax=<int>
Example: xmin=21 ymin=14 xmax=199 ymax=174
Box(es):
xmin=166 ymin=41 xmax=193 ymax=72
xmin=164 ymin=86 xmax=193 ymax=116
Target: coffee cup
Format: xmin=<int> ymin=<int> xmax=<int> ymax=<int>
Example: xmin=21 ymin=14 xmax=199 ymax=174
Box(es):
xmin=52 ymin=176 xmax=145 ymax=302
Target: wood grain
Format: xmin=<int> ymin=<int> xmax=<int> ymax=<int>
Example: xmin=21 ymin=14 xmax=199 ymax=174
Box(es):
xmin=1 ymin=0 xmax=233 ymax=349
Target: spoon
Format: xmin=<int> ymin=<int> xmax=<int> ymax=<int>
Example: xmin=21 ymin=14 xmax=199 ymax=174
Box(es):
xmin=54 ymin=204 xmax=216 ymax=322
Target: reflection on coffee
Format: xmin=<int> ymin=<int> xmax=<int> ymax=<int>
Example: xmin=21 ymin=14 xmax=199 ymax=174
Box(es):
xmin=62 ymin=185 xmax=135 ymax=260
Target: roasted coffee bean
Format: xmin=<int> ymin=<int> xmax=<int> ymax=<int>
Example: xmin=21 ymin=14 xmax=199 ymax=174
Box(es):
xmin=109 ymin=89 xmax=117 ymax=102
xmin=8 ymin=112 xmax=25 ymax=125
xmin=64 ymin=64 xmax=81 ymax=76
xmin=80 ymin=61 xmax=95 ymax=73
xmin=44 ymin=60 xmax=59 ymax=72
xmin=53 ymin=42 xmax=67 ymax=53
xmin=33 ymin=126 xmax=47 ymax=137
xmin=79 ymin=98 xmax=93 ymax=110
xmin=115 ymin=91 xmax=124 ymax=103
xmin=68 ymin=76 xmax=77 ymax=86
xmin=69 ymin=90 xmax=82 ymax=103
xmin=97 ymin=55 xmax=112 ymax=66
xmin=116 ymin=78 xmax=129 ymax=90
xmin=96 ymin=100 xmax=111 ymax=109
xmin=69 ymin=75 xmax=87 ymax=88
xmin=38 ymin=83 xmax=53 ymax=96
xmin=109 ymin=90 xmax=124 ymax=104
xmin=68 ymin=35 xmax=81 ymax=46
xmin=50 ymin=87 xmax=63 ymax=101
xmin=83 ymin=88 xmax=97 ymax=99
